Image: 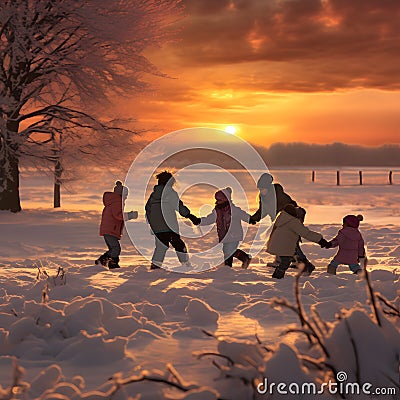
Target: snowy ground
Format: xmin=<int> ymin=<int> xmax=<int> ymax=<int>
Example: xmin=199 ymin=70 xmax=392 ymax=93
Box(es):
xmin=0 ymin=169 xmax=399 ymax=399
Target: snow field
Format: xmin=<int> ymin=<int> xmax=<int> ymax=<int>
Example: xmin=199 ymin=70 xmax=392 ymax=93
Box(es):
xmin=0 ymin=250 xmax=398 ymax=398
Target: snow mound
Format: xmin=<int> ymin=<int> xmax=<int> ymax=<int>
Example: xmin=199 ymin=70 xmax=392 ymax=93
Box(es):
xmin=185 ymin=298 xmax=219 ymax=327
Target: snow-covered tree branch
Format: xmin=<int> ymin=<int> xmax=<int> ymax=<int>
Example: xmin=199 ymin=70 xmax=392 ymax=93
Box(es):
xmin=0 ymin=0 xmax=182 ymax=211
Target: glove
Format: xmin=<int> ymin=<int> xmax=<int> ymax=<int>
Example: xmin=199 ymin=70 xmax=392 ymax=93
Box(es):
xmin=248 ymin=216 xmax=257 ymax=225
xmin=358 ymin=256 xmax=367 ymax=267
xmin=250 ymin=214 xmax=260 ymax=223
xmin=318 ymin=238 xmax=331 ymax=248
xmin=127 ymin=211 xmax=138 ymax=220
xmin=187 ymin=213 xmax=201 ymax=225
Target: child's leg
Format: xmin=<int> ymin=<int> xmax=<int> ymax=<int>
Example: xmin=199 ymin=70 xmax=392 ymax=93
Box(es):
xmin=96 ymin=236 xmax=111 ymax=265
xmin=327 ymin=260 xmax=340 ymax=274
xmin=104 ymin=234 xmax=121 ymax=258
xmin=295 ymin=242 xmax=307 ymax=262
xmin=295 ymin=242 xmax=315 ymax=275
xmin=272 ymin=256 xmax=292 ymax=279
xmin=348 ymin=263 xmax=362 ymax=274
xmin=103 ymin=234 xmax=121 ymax=269
xmin=233 ymin=247 xmax=251 ymax=269
xmin=152 ymin=232 xmax=170 ymax=267
xmin=222 ymin=242 xmax=238 ymax=267
xmin=170 ymin=233 xmax=189 ymax=264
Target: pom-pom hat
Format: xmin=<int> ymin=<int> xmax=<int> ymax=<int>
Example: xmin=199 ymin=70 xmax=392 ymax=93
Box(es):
xmin=343 ymin=214 xmax=363 ymax=228
xmin=215 ymin=187 xmax=232 ymax=202
xmin=113 ymin=181 xmax=128 ymax=197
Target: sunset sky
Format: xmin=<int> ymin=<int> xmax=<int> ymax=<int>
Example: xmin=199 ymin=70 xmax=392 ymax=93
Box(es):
xmin=125 ymin=0 xmax=400 ymax=147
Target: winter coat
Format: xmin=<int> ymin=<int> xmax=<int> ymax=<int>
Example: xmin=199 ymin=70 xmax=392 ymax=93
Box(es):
xmin=100 ymin=192 xmax=124 ymax=239
xmin=330 ymin=227 xmax=365 ymax=265
xmin=145 ymin=184 xmax=190 ymax=234
xmin=200 ymin=202 xmax=251 ymax=243
xmin=266 ymin=210 xmax=322 ymax=256
xmin=252 ymin=183 xmax=297 ymax=221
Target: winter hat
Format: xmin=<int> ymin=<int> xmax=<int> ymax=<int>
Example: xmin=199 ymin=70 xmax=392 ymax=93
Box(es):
xmin=257 ymin=173 xmax=273 ymax=188
xmin=215 ymin=187 xmax=232 ymax=202
xmin=296 ymin=207 xmax=306 ymax=223
xmin=343 ymin=214 xmax=363 ymax=228
xmin=113 ymin=181 xmax=128 ymax=197
xmin=156 ymin=171 xmax=175 ymax=186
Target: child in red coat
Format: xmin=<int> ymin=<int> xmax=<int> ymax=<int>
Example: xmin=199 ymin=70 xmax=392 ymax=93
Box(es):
xmin=326 ymin=214 xmax=366 ymax=275
xmin=96 ymin=181 xmax=137 ymax=269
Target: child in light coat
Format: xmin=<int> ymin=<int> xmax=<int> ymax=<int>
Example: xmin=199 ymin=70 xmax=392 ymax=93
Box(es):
xmin=326 ymin=214 xmax=366 ymax=275
xmin=267 ymin=204 xmax=327 ymax=279
xmin=200 ymin=187 xmax=253 ymax=268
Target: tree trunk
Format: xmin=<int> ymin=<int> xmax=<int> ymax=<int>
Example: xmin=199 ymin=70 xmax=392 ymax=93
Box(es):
xmin=0 ymin=148 xmax=22 ymax=212
xmin=54 ymin=159 xmax=62 ymax=208
xmin=0 ymin=118 xmax=22 ymax=212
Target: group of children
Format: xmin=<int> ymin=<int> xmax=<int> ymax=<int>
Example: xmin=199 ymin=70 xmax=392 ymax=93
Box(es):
xmin=96 ymin=172 xmax=366 ymax=279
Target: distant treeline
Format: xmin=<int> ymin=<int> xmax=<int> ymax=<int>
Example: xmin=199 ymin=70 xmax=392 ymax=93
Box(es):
xmin=256 ymin=142 xmax=400 ymax=167
xmin=156 ymin=142 xmax=400 ymax=169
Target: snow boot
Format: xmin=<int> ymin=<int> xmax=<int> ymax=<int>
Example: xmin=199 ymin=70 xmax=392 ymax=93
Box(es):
xmin=224 ymin=255 xmax=234 ymax=267
xmin=289 ymin=256 xmax=299 ymax=269
xmin=301 ymin=260 xmax=315 ymax=276
xmin=95 ymin=253 xmax=110 ymax=266
xmin=180 ymin=261 xmax=193 ymax=268
xmin=234 ymin=249 xmax=252 ymax=269
xmin=327 ymin=264 xmax=336 ymax=275
xmin=272 ymin=267 xmax=286 ymax=279
xmin=108 ymin=257 xmax=120 ymax=269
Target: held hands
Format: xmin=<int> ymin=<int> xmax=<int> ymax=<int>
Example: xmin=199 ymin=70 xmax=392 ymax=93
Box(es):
xmin=248 ymin=216 xmax=257 ymax=225
xmin=127 ymin=211 xmax=138 ymax=220
xmin=187 ymin=213 xmax=201 ymax=225
xmin=318 ymin=238 xmax=332 ymax=248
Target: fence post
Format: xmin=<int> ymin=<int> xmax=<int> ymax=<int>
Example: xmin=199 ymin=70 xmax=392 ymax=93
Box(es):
xmin=359 ymin=171 xmax=363 ymax=185
xmin=336 ymin=170 xmax=340 ymax=186
xmin=389 ymin=171 xmax=393 ymax=185
xmin=312 ymin=170 xmax=315 ymax=182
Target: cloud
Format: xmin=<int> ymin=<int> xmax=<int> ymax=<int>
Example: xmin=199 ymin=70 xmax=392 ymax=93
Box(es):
xmin=169 ymin=0 xmax=400 ymax=91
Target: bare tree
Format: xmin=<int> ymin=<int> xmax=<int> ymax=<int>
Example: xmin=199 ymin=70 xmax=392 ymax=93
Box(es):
xmin=0 ymin=0 xmax=182 ymax=212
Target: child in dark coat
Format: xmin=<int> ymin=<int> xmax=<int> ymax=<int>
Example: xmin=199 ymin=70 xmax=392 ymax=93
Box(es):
xmin=96 ymin=181 xmax=137 ymax=269
xmin=326 ymin=214 xmax=366 ymax=275
xmin=145 ymin=171 xmax=200 ymax=269
xmin=200 ymin=187 xmax=252 ymax=268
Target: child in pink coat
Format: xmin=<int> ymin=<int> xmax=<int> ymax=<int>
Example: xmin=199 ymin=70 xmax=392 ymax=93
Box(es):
xmin=200 ymin=187 xmax=253 ymax=268
xmin=326 ymin=214 xmax=366 ymax=275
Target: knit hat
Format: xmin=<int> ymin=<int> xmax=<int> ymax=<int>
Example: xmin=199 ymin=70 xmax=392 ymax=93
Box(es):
xmin=113 ymin=181 xmax=128 ymax=197
xmin=257 ymin=173 xmax=273 ymax=188
xmin=215 ymin=187 xmax=232 ymax=202
xmin=296 ymin=207 xmax=306 ymax=223
xmin=343 ymin=214 xmax=363 ymax=228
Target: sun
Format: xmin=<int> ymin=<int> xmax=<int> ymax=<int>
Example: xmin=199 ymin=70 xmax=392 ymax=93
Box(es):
xmin=224 ymin=125 xmax=237 ymax=135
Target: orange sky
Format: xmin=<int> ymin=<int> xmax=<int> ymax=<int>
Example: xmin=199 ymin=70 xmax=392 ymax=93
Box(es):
xmin=122 ymin=0 xmax=400 ymax=147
